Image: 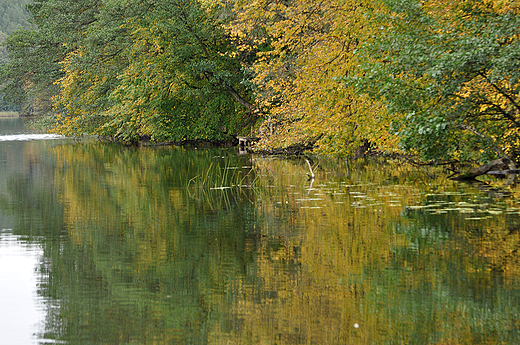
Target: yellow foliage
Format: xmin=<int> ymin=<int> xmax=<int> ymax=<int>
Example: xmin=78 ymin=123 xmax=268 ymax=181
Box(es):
xmin=231 ymin=0 xmax=400 ymax=156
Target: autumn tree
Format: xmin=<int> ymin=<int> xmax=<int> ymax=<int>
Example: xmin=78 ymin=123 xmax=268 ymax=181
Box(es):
xmin=53 ymin=0 xmax=260 ymax=142
xmin=230 ymin=0 xmax=399 ymax=156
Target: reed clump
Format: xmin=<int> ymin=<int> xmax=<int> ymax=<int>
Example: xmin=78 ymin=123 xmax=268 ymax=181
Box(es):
xmin=187 ymin=160 xmax=258 ymax=207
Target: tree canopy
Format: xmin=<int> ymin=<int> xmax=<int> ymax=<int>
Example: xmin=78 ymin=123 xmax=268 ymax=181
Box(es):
xmin=229 ymin=0 xmax=399 ymax=156
xmin=1 ymin=0 xmax=258 ymax=142
xmin=355 ymin=0 xmax=520 ymax=164
xmin=1 ymin=0 xmax=520 ymax=165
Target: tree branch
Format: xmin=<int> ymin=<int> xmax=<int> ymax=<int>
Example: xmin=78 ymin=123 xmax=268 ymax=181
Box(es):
xmin=479 ymin=71 xmax=520 ymax=118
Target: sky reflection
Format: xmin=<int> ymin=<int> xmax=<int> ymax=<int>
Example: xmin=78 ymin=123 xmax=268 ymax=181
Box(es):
xmin=0 ymin=231 xmax=45 ymax=345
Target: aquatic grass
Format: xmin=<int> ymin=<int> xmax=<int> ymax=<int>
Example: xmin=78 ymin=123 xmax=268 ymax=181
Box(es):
xmin=185 ymin=153 xmax=520 ymax=221
xmin=185 ymin=155 xmax=329 ymax=210
xmin=188 ymin=160 xmax=257 ymax=190
xmin=186 ymin=158 xmax=258 ymax=208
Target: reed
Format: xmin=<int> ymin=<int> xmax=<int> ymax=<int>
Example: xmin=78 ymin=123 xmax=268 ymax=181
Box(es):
xmin=186 ymin=158 xmax=258 ymax=207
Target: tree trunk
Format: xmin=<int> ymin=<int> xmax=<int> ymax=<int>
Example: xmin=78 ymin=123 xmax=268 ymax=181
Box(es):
xmin=451 ymin=158 xmax=512 ymax=180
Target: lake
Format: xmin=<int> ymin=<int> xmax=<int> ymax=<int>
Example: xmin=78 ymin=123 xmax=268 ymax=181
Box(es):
xmin=1 ymin=117 xmax=520 ymax=344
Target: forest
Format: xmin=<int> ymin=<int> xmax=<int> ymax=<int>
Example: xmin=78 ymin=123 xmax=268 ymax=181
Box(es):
xmin=0 ymin=0 xmax=29 ymax=111
xmin=0 ymin=0 xmax=519 ymax=166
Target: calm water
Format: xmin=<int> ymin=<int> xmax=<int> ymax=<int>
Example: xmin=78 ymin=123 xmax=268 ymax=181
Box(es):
xmin=1 ymin=118 xmax=520 ymax=344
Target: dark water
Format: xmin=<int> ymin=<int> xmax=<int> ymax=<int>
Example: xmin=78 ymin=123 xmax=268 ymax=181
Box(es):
xmin=1 ymin=118 xmax=520 ymax=344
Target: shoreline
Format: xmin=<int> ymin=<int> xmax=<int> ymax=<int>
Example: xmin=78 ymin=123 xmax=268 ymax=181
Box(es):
xmin=0 ymin=112 xmax=20 ymax=118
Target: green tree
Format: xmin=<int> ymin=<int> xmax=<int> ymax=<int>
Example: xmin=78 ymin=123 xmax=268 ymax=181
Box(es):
xmin=1 ymin=0 xmax=259 ymax=142
xmin=54 ymin=0 xmax=258 ymax=142
xmin=355 ymin=0 xmax=520 ymax=164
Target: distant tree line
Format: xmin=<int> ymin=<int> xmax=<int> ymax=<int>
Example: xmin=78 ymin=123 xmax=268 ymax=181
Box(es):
xmin=0 ymin=0 xmax=29 ymax=111
xmin=0 ymin=0 xmax=29 ymax=34
xmin=0 ymin=0 xmax=30 ymax=61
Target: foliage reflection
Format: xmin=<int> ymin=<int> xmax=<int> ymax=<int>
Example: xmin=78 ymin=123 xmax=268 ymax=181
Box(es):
xmin=3 ymin=140 xmax=520 ymax=344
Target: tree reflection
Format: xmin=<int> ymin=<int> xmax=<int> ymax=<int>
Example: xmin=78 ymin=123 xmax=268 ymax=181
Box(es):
xmin=3 ymin=140 xmax=520 ymax=344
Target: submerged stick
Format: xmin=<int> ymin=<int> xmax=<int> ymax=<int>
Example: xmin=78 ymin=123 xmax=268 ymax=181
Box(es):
xmin=305 ymin=159 xmax=315 ymax=180
xmin=307 ymin=177 xmax=315 ymax=195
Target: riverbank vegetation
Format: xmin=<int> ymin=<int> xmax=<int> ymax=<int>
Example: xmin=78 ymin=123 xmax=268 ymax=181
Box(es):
xmin=0 ymin=0 xmax=519 ymax=166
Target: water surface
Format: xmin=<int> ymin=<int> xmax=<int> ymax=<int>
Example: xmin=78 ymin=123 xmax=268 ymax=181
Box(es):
xmin=0 ymin=231 xmax=44 ymax=345
xmin=1 ymin=118 xmax=520 ymax=344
